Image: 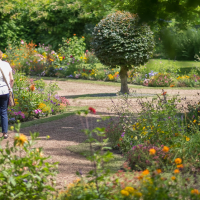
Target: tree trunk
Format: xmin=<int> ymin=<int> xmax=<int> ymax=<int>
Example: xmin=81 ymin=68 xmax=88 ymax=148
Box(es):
xmin=119 ymin=66 xmax=129 ymax=94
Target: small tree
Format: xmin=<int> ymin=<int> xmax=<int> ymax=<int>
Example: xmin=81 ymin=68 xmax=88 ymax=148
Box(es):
xmin=92 ymin=11 xmax=155 ymax=94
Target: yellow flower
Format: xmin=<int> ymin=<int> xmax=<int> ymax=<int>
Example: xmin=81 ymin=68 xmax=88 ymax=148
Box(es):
xmin=131 ymin=135 xmax=133 ymax=138
xmin=124 ymin=187 xmax=134 ymax=194
xmin=14 ymin=134 xmax=28 ymax=147
xmin=120 ymin=190 xmax=129 ymax=196
xmin=10 ymin=126 xmax=14 ymax=131
xmin=149 ymin=148 xmax=156 ymax=155
xmin=162 ymin=146 xmax=169 ymax=153
xmin=108 ymin=74 xmax=114 ymax=80
xmin=174 ymin=169 xmax=180 ymax=174
xmin=193 ymin=119 xmax=197 ymax=123
xmin=142 ymin=169 xmax=149 ymax=176
xmin=171 ymin=176 xmax=176 ymax=181
xmin=191 ymin=189 xmax=199 ymax=195
xmin=174 ymin=158 xmax=182 ymax=165
xmin=186 ymin=137 xmax=190 ymax=141
xmin=135 ymin=192 xmax=142 ymax=197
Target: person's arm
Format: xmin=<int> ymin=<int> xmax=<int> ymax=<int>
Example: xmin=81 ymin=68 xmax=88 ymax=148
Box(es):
xmin=9 ymin=71 xmax=14 ymax=88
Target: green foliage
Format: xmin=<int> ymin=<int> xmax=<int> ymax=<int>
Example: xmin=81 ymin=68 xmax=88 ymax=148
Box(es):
xmin=58 ymin=35 xmax=86 ymax=61
xmin=161 ymin=28 xmax=200 ymax=60
xmin=0 ymin=123 xmax=58 ymax=199
xmin=92 ymin=11 xmax=155 ymax=68
xmin=0 ymin=0 xmax=91 ymax=50
xmin=81 ymin=0 xmax=200 ymax=28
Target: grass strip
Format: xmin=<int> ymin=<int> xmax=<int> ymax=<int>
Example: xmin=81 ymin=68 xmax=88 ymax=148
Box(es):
xmin=67 ymin=143 xmax=125 ymax=173
xmin=31 ymin=76 xmax=200 ymax=90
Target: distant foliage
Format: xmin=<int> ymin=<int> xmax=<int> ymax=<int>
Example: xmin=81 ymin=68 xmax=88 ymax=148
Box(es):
xmin=161 ymin=28 xmax=200 ymax=60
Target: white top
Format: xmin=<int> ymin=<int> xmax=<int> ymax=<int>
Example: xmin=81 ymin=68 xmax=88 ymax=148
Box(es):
xmin=0 ymin=60 xmax=12 ymax=95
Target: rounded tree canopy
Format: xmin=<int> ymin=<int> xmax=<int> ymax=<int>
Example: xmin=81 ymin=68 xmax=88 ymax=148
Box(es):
xmin=92 ymin=11 xmax=155 ymax=68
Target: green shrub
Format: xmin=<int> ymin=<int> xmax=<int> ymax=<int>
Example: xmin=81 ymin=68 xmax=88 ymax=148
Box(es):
xmin=161 ymin=28 xmax=200 ymax=60
xmin=92 ymin=11 xmax=155 ymax=93
xmin=0 ymin=123 xmax=58 ymax=199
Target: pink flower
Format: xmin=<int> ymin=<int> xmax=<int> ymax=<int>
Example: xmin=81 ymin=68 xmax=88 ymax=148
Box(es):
xmin=21 ymin=40 xmax=24 ymax=44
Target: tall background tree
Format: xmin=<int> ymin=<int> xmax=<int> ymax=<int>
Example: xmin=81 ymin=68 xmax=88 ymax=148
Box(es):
xmin=92 ymin=11 xmax=155 ymax=94
xmin=0 ymin=0 xmax=96 ymax=50
xmin=80 ymin=0 xmax=200 ymax=28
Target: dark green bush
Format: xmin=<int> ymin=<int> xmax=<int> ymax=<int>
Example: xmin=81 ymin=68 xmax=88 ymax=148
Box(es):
xmin=161 ymin=28 xmax=200 ymax=60
xmin=92 ymin=11 xmax=155 ymax=67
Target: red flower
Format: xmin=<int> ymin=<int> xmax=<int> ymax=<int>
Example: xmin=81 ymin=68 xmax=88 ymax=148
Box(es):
xmin=161 ymin=91 xmax=167 ymax=95
xmin=83 ymin=68 xmax=85 ymax=72
xmin=88 ymin=107 xmax=96 ymax=114
xmin=70 ymin=55 xmax=73 ymax=58
xmin=117 ymin=144 xmax=120 ymax=147
xmin=63 ymin=56 xmax=65 ymax=59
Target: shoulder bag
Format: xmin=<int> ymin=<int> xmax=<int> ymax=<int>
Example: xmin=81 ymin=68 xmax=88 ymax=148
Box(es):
xmin=0 ymin=67 xmax=15 ymax=107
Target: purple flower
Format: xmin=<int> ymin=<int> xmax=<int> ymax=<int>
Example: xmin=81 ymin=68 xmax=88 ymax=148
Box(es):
xmin=51 ymin=109 xmax=54 ymax=112
xmin=121 ymin=132 xmax=125 ymax=137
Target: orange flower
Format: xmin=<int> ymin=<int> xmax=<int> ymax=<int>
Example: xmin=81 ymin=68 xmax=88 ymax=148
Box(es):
xmin=137 ymin=175 xmax=143 ymax=180
xmin=177 ymin=164 xmax=183 ymax=169
xmin=119 ymin=138 xmax=123 ymax=141
xmin=73 ymin=34 xmax=76 ymax=36
xmin=170 ymin=84 xmax=175 ymax=87
xmin=162 ymin=146 xmax=169 ymax=153
xmin=142 ymin=169 xmax=149 ymax=175
xmin=161 ymin=91 xmax=167 ymax=95
xmin=191 ymin=189 xmax=199 ymax=195
xmin=30 ymin=84 xmax=35 ymax=91
xmin=171 ymin=176 xmax=176 ymax=181
xmin=174 ymin=169 xmax=180 ymax=174
xmin=149 ymin=148 xmax=156 ymax=155
xmin=174 ymin=158 xmax=182 ymax=165
xmin=156 ymin=169 xmax=162 ymax=174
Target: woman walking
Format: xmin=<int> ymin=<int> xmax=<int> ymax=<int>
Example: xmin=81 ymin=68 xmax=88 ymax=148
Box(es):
xmin=0 ymin=50 xmax=14 ymax=139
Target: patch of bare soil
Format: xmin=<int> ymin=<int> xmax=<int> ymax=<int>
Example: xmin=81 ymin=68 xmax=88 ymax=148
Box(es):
xmin=2 ymin=80 xmax=200 ymax=189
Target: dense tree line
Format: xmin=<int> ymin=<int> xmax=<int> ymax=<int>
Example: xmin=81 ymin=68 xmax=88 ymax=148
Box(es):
xmin=0 ymin=0 xmax=100 ymax=50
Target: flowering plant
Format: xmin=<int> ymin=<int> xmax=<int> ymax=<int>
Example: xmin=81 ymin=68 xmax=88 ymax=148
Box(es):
xmin=0 ymin=122 xmax=58 ymax=199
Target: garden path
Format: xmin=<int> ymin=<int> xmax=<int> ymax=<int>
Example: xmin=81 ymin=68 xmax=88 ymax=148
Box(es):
xmin=2 ymin=80 xmax=200 ymax=189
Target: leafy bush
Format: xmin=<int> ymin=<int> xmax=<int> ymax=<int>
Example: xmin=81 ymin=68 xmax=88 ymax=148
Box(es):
xmin=58 ymin=35 xmax=86 ymax=61
xmin=105 ymin=121 xmax=124 ymax=148
xmin=92 ymin=11 xmax=155 ymax=93
xmin=127 ymin=144 xmax=170 ymax=171
xmin=0 ymin=123 xmax=58 ymax=199
xmin=7 ymin=71 xmax=69 ymax=124
xmin=161 ymin=28 xmax=200 ymax=60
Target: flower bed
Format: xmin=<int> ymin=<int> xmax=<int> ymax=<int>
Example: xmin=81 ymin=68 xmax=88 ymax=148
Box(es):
xmin=7 ymin=71 xmax=70 ymax=124
xmin=3 ymin=38 xmax=200 ymax=87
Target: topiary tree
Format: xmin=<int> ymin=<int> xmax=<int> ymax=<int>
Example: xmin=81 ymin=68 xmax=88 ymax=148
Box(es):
xmin=92 ymin=11 xmax=155 ymax=94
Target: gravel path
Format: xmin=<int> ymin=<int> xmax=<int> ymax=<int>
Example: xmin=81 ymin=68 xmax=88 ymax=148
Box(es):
xmin=2 ymin=80 xmax=200 ymax=189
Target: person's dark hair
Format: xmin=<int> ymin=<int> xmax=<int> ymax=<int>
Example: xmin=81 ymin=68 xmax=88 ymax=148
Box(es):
xmin=0 ymin=50 xmax=3 ymax=59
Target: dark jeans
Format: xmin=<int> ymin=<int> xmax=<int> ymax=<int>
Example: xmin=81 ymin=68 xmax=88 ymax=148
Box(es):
xmin=0 ymin=93 xmax=9 ymax=133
